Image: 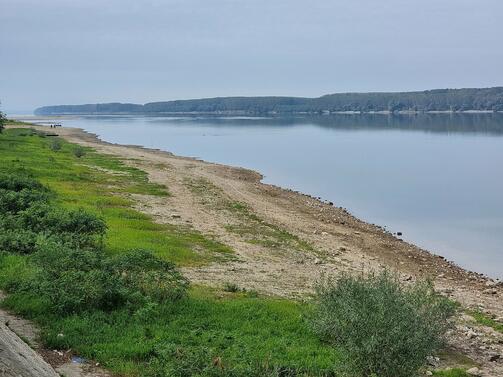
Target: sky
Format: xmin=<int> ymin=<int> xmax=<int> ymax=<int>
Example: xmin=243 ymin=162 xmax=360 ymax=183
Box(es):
xmin=1 ymin=0 xmax=503 ymax=114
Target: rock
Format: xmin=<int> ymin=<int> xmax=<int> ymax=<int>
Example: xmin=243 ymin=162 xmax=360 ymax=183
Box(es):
xmin=466 ymin=367 xmax=482 ymax=376
xmin=426 ymin=355 xmax=439 ymax=367
xmin=466 ymin=329 xmax=478 ymax=339
xmin=0 ymin=321 xmax=59 ymax=377
xmin=314 ymin=258 xmax=323 ymax=265
xmin=483 ymin=288 xmax=497 ymax=295
xmin=425 ymin=371 xmax=433 ymax=376
xmin=321 ymin=231 xmax=329 ymax=236
xmin=489 ymin=353 xmax=501 ymax=362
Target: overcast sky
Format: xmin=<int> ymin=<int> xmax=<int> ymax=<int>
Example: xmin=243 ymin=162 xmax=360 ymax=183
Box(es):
xmin=1 ymin=0 xmax=502 ymax=114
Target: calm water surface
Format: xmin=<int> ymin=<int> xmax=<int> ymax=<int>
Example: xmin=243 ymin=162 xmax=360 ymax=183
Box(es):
xmin=32 ymin=114 xmax=503 ymax=279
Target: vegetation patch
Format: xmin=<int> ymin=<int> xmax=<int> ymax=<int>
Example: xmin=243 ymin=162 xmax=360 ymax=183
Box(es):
xmin=185 ymin=177 xmax=314 ymax=252
xmin=310 ymin=271 xmax=456 ymax=377
xmin=433 ymin=368 xmax=470 ymax=377
xmin=467 ymin=310 xmax=503 ymax=333
xmin=0 ymin=127 xmax=231 ymax=266
xmin=0 ymin=127 xmax=341 ymax=376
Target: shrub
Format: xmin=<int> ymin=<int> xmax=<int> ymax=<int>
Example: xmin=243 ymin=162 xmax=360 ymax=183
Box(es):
xmin=73 ymin=146 xmax=86 ymax=158
xmin=0 ymin=111 xmax=5 ymax=133
xmin=310 ymin=271 xmax=456 ymax=377
xmin=0 ymin=189 xmax=50 ymax=213
xmin=0 ymin=173 xmax=46 ymax=192
xmin=29 ymin=243 xmax=188 ymax=314
xmin=223 ymin=282 xmax=241 ymax=292
xmin=109 ymin=249 xmax=189 ymax=304
xmin=32 ymin=238 xmax=122 ymax=314
xmin=0 ymin=229 xmax=38 ymax=254
xmin=49 ymin=138 xmax=62 ymax=151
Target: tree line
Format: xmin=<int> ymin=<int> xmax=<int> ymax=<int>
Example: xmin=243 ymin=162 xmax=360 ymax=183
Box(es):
xmin=35 ymin=87 xmax=503 ymax=115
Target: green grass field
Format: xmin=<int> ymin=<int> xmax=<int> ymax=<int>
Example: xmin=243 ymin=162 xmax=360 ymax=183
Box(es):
xmin=0 ymin=127 xmax=343 ymax=376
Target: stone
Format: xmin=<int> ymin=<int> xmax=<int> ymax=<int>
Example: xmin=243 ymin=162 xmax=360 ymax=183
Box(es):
xmin=466 ymin=367 xmax=482 ymax=376
xmin=466 ymin=329 xmax=478 ymax=339
xmin=426 ymin=355 xmax=439 ymax=367
xmin=0 ymin=322 xmax=59 ymax=377
xmin=489 ymin=353 xmax=500 ymax=362
xmin=425 ymin=371 xmax=433 ymax=376
xmin=314 ymin=258 xmax=323 ymax=265
xmin=483 ymin=288 xmax=497 ymax=295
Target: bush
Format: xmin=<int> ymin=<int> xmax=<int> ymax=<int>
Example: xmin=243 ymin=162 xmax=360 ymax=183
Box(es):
xmin=49 ymin=138 xmax=62 ymax=151
xmin=29 ymin=242 xmax=188 ymax=314
xmin=0 ymin=173 xmax=46 ymax=192
xmin=0 ymin=111 xmax=5 ymax=133
xmin=32 ymin=238 xmax=122 ymax=314
xmin=0 ymin=172 xmax=187 ymax=317
xmin=0 ymin=229 xmax=38 ymax=254
xmin=223 ymin=282 xmax=241 ymax=292
xmin=109 ymin=249 xmax=189 ymax=304
xmin=310 ymin=271 xmax=456 ymax=377
xmin=73 ymin=146 xmax=86 ymax=158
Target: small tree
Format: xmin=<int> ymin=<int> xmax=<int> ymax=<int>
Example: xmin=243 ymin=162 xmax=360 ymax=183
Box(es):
xmin=310 ymin=270 xmax=456 ymax=377
xmin=0 ymin=110 xmax=5 ymax=133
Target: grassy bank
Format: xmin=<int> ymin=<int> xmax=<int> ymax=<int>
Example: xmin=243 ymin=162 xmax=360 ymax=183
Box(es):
xmin=0 ymin=127 xmax=342 ymax=376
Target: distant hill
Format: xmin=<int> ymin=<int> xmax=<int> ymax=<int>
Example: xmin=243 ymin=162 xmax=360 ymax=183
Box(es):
xmin=34 ymin=87 xmax=503 ymax=115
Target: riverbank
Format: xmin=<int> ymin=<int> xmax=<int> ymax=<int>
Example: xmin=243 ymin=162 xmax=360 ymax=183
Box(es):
xmin=3 ymin=122 xmax=503 ymax=376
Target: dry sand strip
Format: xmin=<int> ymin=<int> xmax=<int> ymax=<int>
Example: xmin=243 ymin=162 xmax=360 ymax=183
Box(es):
xmin=6 ymin=123 xmax=503 ymax=376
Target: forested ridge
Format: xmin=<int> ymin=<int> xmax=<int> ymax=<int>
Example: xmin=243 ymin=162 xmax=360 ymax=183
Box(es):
xmin=35 ymin=87 xmax=503 ymax=115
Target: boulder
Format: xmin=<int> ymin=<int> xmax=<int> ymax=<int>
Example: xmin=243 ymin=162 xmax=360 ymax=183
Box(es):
xmin=0 ymin=321 xmax=59 ymax=377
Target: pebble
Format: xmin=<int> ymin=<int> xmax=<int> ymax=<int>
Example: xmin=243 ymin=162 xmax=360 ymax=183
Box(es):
xmin=466 ymin=367 xmax=482 ymax=376
xmin=466 ymin=329 xmax=478 ymax=339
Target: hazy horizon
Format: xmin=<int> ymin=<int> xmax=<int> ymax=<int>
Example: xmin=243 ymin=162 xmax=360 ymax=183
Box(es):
xmin=2 ymin=0 xmax=503 ymax=114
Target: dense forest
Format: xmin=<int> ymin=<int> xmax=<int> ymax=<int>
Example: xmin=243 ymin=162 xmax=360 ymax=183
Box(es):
xmin=35 ymin=87 xmax=503 ymax=115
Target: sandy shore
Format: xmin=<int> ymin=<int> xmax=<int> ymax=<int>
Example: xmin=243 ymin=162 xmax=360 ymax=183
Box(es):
xmin=6 ymin=123 xmax=503 ymax=376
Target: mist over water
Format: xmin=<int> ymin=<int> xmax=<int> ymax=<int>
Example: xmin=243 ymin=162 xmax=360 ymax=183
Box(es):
xmin=29 ymin=113 xmax=503 ymax=279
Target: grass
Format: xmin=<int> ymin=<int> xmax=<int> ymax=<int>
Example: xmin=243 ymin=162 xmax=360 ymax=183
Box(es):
xmin=0 ymin=127 xmax=232 ymax=266
xmin=0 ymin=127 xmax=343 ymax=376
xmin=467 ymin=310 xmax=503 ymax=333
xmin=433 ymin=369 xmax=470 ymax=377
xmin=185 ymin=177 xmax=315 ymax=252
xmin=35 ymin=287 xmax=342 ymax=376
